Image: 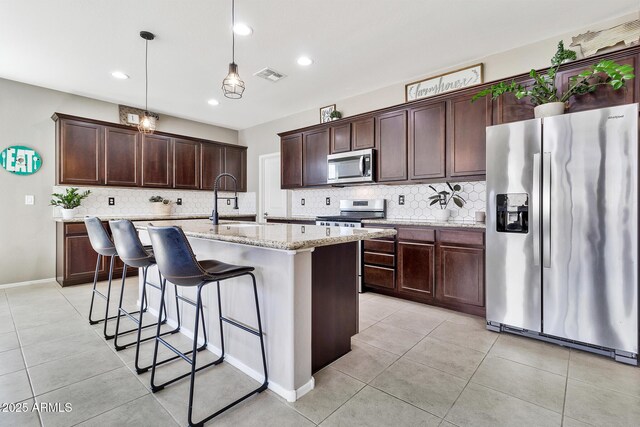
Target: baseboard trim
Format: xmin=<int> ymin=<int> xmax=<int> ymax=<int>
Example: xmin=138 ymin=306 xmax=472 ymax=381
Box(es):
xmin=0 ymin=277 xmax=57 ymax=290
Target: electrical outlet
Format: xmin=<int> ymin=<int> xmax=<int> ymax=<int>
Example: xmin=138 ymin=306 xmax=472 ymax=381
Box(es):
xmin=399 ymin=195 xmax=405 ymax=205
xmin=227 ymin=199 xmax=231 ymax=205
xmin=25 ymin=195 xmax=34 ymax=205
xmin=177 ymin=198 xmax=182 ymax=206
xmin=326 ymin=197 xmax=331 ymax=206
xmin=301 ymin=198 xmax=305 ymax=206
xmin=108 ymin=197 xmax=115 ymax=206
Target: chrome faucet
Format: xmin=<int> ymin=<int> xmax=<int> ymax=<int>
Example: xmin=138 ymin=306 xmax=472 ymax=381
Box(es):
xmin=210 ymin=173 xmax=239 ymax=225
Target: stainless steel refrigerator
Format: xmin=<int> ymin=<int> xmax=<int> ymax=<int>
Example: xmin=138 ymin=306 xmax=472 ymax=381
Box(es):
xmin=486 ymin=103 xmax=638 ymax=365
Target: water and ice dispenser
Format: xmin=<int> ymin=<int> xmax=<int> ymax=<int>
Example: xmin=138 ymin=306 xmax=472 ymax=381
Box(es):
xmin=496 ymin=193 xmax=529 ymax=233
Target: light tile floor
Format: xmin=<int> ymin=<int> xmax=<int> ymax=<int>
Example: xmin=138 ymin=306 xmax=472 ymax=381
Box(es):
xmin=1 ymin=280 xmax=639 ymax=426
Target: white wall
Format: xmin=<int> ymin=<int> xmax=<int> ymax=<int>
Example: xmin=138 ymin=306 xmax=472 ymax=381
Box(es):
xmin=0 ymin=78 xmax=238 ymax=285
xmin=239 ymin=11 xmax=640 ymax=194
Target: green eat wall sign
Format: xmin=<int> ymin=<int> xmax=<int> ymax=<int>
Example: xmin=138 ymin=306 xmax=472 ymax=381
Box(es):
xmin=0 ymin=146 xmax=42 ymax=175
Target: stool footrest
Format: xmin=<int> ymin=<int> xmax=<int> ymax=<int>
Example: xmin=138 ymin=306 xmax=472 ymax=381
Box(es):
xmin=175 ymin=294 xmax=198 ymax=307
xmin=220 ymin=316 xmax=261 ymax=337
xmin=92 ymin=290 xmax=108 ymax=301
xmin=116 ymin=326 xmax=179 ymax=351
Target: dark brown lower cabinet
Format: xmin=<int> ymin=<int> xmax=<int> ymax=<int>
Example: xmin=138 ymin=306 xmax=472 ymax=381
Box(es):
xmin=436 ymin=245 xmax=484 ymax=309
xmin=363 ymin=224 xmax=485 ymax=316
xmin=397 ymin=241 xmax=435 ymax=299
xmin=56 ymin=222 xmax=137 ymax=287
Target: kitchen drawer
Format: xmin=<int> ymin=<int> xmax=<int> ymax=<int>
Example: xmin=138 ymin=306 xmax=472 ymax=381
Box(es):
xmin=438 ymin=230 xmax=484 ymax=246
xmin=363 ymin=239 xmax=395 ymax=253
xmin=397 ymin=227 xmax=435 ymax=242
xmin=363 ymin=251 xmax=395 ymax=267
xmin=363 ymin=265 xmax=395 ymax=289
xmin=65 ymin=223 xmax=88 ymax=235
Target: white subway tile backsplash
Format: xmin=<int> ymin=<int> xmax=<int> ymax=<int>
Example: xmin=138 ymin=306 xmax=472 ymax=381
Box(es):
xmin=51 ymin=186 xmax=256 ymax=218
xmin=291 ymin=181 xmax=486 ymax=221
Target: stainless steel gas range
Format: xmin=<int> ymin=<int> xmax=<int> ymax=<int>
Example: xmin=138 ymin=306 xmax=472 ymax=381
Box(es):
xmin=316 ymin=199 xmax=386 ymax=292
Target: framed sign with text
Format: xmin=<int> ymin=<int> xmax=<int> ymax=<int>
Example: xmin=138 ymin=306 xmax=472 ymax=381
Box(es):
xmin=405 ymin=64 xmax=483 ymax=101
xmin=0 ymin=145 xmax=42 ymax=175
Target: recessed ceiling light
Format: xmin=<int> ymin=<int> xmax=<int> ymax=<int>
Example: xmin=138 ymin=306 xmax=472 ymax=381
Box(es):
xmin=207 ymin=99 xmax=220 ymax=106
xmin=111 ymin=71 xmax=129 ymax=79
xmin=233 ymin=23 xmax=252 ymax=36
xmin=297 ymin=56 xmax=313 ymax=66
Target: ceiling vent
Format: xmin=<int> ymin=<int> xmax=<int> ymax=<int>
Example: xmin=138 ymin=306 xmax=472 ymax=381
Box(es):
xmin=253 ymin=67 xmax=286 ymax=82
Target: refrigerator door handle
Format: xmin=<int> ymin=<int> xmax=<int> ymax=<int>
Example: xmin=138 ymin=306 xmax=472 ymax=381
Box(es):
xmin=542 ymin=152 xmax=551 ymax=268
xmin=532 ymin=153 xmax=541 ymax=266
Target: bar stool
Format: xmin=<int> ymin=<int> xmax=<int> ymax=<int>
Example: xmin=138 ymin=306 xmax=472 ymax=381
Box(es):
xmin=85 ymin=216 xmax=139 ymax=340
xmin=147 ymin=225 xmax=268 ymax=427
xmin=109 ymin=220 xmax=186 ymax=373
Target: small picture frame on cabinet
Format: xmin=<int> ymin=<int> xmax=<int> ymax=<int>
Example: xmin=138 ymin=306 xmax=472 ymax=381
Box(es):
xmin=320 ymin=104 xmax=336 ymax=123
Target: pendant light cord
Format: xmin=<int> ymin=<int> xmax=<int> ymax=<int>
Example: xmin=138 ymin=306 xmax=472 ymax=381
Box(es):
xmin=231 ymin=0 xmax=235 ymax=64
xmin=145 ymin=38 xmax=149 ymax=111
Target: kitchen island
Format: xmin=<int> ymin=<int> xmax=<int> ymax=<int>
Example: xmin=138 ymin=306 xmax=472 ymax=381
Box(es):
xmin=134 ymin=219 xmax=396 ymax=402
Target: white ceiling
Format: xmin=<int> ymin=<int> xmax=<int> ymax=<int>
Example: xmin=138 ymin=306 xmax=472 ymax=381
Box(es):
xmin=1 ymin=0 xmax=638 ymax=130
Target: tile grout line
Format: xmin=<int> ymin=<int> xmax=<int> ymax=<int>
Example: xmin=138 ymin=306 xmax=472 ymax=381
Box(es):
xmin=438 ymin=329 xmax=499 ymax=424
xmin=58 ymin=282 xmax=184 ymax=427
xmin=5 ymin=287 xmax=44 ymax=427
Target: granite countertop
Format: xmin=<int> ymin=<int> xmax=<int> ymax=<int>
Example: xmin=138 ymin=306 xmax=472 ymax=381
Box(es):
xmin=134 ymin=219 xmax=397 ymax=251
xmin=54 ymin=213 xmax=257 ymax=223
xmin=362 ymin=218 xmax=486 ymax=229
xmin=264 ymin=215 xmax=317 ymax=222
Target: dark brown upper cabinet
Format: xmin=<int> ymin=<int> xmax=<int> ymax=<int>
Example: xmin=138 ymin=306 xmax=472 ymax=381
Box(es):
xmin=141 ymin=134 xmax=173 ymax=188
xmin=281 ymin=133 xmax=303 ymax=189
xmin=408 ymin=102 xmax=446 ymax=180
xmin=200 ymin=142 xmax=224 ymax=191
xmin=222 ymin=145 xmax=247 ymax=192
xmin=351 ymin=117 xmax=375 ymax=150
xmin=57 ymin=118 xmax=104 ymax=186
xmin=53 ymin=113 xmax=246 ymax=192
xmin=558 ymin=53 xmax=638 ymax=114
xmin=303 ymin=128 xmax=330 ymax=186
xmin=447 ymin=92 xmax=491 ymax=178
xmin=104 ymin=127 xmax=140 ymax=187
xmin=494 ymin=77 xmax=535 ymax=125
xmin=173 ymin=138 xmax=200 ymax=189
xmin=376 ymin=110 xmax=407 ymax=182
xmin=330 ymin=123 xmax=351 ymax=153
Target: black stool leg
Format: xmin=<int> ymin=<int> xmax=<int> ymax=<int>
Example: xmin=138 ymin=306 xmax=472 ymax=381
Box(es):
xmin=150 ymin=281 xmax=216 ymax=393
xmin=250 ymin=272 xmax=269 ymax=390
xmin=88 ymin=254 xmax=102 ymax=325
xmin=187 ymin=285 xmax=204 ymax=427
xmin=133 ymin=269 xmax=181 ymax=373
xmin=186 ymin=274 xmax=268 ymax=426
xmin=149 ymin=277 xmax=167 ymax=391
xmin=102 ymin=255 xmax=116 ymax=340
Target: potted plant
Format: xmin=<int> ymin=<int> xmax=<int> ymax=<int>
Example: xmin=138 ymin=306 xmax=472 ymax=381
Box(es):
xmin=471 ymin=41 xmax=635 ymax=118
xmin=429 ymin=182 xmax=466 ymax=222
xmin=149 ymin=196 xmax=173 ymax=215
xmin=329 ymin=110 xmax=343 ymax=121
xmin=50 ymin=187 xmax=91 ymax=219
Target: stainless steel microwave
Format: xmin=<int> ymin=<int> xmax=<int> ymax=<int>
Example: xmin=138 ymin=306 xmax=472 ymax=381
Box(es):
xmin=327 ymin=149 xmax=374 ymax=184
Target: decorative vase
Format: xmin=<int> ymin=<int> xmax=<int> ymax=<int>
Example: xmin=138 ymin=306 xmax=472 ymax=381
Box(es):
xmin=152 ymin=203 xmax=172 ymax=216
xmin=534 ymin=102 xmax=565 ymax=118
xmin=61 ymin=208 xmax=76 ymax=220
xmin=432 ymin=209 xmax=450 ymax=222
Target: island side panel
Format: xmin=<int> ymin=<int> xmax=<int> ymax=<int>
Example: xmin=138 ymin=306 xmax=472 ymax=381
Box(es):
xmin=311 ymin=241 xmax=358 ymax=372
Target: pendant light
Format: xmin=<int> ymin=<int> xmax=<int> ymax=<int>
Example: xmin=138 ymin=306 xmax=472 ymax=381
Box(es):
xmin=222 ymin=0 xmax=245 ymax=99
xmin=138 ymin=31 xmax=156 ymax=134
